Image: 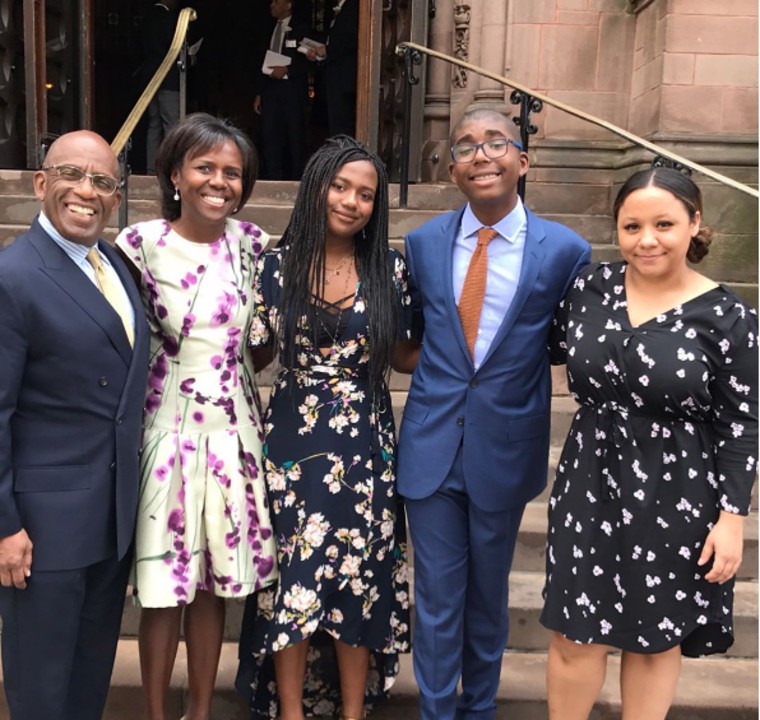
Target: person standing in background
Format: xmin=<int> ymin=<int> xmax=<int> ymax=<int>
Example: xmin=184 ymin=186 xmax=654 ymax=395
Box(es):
xmin=0 ymin=130 xmax=150 ymax=720
xmin=306 ymin=0 xmax=358 ymax=138
xmin=254 ymin=0 xmax=312 ymax=180
xmin=140 ymin=0 xmax=181 ymax=174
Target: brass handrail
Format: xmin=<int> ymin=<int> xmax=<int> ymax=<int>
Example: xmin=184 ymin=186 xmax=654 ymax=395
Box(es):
xmin=397 ymin=41 xmax=759 ymax=200
xmin=111 ymin=7 xmax=197 ymax=156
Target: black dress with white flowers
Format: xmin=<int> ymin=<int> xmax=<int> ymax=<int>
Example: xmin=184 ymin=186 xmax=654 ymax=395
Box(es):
xmin=236 ymin=247 xmax=412 ymax=717
xmin=540 ymin=262 xmax=758 ymax=657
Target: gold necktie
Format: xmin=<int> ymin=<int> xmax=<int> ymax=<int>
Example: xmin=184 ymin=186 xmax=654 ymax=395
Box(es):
xmin=86 ymin=247 xmax=134 ymax=348
xmin=458 ymin=227 xmax=497 ymax=360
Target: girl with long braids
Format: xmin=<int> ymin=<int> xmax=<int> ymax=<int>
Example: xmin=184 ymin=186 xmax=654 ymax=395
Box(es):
xmin=236 ymin=135 xmax=419 ymax=720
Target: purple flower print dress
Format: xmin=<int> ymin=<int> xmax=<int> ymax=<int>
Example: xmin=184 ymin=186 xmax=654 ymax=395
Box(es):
xmin=541 ymin=262 xmax=758 ymax=657
xmin=115 ymin=218 xmax=278 ymax=607
xmin=236 ymin=247 xmax=411 ymax=718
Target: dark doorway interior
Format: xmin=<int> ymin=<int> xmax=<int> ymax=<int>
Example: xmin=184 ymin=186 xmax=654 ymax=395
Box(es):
xmin=92 ymin=0 xmax=336 ymax=175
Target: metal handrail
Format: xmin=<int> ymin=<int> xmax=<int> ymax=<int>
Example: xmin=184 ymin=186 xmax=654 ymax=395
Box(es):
xmin=111 ymin=7 xmax=197 ymax=156
xmin=397 ymin=41 xmax=759 ymax=200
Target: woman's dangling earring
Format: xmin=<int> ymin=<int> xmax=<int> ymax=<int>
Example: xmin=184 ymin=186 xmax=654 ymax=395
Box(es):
xmin=173 ymin=187 xmax=180 ymax=201
xmin=361 ymin=228 xmax=367 ymax=241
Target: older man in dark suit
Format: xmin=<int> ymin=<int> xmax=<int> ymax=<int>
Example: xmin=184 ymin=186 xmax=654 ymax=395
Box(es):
xmin=0 ymin=130 xmax=149 ymax=720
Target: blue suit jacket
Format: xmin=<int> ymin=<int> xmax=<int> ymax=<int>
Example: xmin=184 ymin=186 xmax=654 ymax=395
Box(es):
xmin=0 ymin=220 xmax=150 ymax=570
xmin=397 ymin=207 xmax=590 ymax=511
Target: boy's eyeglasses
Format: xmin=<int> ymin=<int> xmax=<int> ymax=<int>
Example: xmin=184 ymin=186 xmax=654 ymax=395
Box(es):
xmin=450 ymin=137 xmax=523 ymax=164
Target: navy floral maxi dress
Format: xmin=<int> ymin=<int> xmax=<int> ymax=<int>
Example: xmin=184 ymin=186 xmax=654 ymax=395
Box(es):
xmin=236 ymin=247 xmax=412 ymax=718
xmin=541 ymin=261 xmax=758 ymax=656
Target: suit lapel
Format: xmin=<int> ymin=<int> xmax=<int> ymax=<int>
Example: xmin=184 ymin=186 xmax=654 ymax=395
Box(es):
xmin=480 ymin=210 xmax=547 ymax=367
xmin=440 ymin=208 xmax=472 ymax=364
xmin=29 ymin=223 xmax=134 ymax=366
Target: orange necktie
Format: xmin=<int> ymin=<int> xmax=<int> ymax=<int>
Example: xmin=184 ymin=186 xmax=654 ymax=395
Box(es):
xmin=458 ymin=227 xmax=497 ymax=359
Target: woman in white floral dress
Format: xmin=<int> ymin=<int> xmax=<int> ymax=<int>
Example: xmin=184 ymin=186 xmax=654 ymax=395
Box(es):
xmin=236 ymin=136 xmax=419 ymax=720
xmin=541 ymin=168 xmax=757 ymax=719
xmin=115 ymin=113 xmax=277 ymax=720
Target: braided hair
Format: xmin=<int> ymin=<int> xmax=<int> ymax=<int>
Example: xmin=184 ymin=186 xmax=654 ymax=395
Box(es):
xmin=276 ymin=135 xmax=397 ymax=394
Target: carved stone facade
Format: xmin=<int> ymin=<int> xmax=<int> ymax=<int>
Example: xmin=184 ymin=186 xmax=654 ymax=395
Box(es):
xmin=420 ymin=0 xmax=758 ymax=178
xmin=416 ymin=0 xmax=757 ymax=302
xmin=452 ymin=3 xmax=470 ymax=88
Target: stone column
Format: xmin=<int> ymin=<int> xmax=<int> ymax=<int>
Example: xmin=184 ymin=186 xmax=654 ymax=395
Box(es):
xmin=425 ymin=0 xmax=454 ymax=135
xmin=471 ymin=0 xmax=509 ymax=113
xmin=421 ymin=0 xmax=455 ymax=180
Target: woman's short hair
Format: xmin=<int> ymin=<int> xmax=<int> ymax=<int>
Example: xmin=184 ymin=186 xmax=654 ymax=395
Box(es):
xmin=155 ymin=112 xmax=258 ymax=221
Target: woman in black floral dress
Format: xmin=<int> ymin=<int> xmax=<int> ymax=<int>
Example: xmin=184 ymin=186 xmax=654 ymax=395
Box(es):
xmin=541 ymin=168 xmax=757 ymax=719
xmin=236 ymin=136 xmax=419 ymax=720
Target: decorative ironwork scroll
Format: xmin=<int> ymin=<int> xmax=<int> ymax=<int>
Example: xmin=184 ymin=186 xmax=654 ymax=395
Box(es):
xmin=509 ymin=89 xmax=543 ymax=200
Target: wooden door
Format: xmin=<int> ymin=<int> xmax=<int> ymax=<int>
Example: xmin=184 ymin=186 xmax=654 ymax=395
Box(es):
xmin=362 ymin=0 xmax=427 ymax=181
xmin=0 ymin=0 xmax=26 ymax=167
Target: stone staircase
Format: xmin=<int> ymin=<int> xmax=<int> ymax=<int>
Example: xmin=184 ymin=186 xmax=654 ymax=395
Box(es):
xmin=0 ymin=172 xmax=756 ymax=718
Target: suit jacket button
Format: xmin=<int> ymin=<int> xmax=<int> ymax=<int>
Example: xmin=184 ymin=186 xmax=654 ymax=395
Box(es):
xmin=110 ymin=462 xmax=117 ymax=470
xmin=99 ymin=376 xmax=108 ymax=386
xmin=116 ymin=417 xmax=124 ymax=425
xmin=469 ymin=379 xmax=478 ymax=389
xmin=456 ymin=416 xmax=464 ymax=426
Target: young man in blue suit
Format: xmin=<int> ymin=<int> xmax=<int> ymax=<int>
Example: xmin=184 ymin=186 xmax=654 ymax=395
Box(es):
xmin=398 ymin=108 xmax=591 ymax=720
xmin=0 ymin=130 xmax=150 ymax=720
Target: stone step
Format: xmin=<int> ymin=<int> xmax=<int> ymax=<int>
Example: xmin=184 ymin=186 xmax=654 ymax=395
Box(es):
xmin=0 ymin=171 xmax=610 ymax=218
xmin=0 ymin=200 xmax=615 ymax=250
xmin=0 ymin=171 xmax=754 ymax=300
xmin=2 ymin=639 xmax=753 ymax=720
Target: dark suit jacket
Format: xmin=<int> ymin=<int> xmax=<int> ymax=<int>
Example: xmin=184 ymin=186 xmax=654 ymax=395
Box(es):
xmin=325 ymin=0 xmax=358 ymax=89
xmin=398 ymin=208 xmax=591 ymax=511
xmin=139 ymin=2 xmax=179 ymax=91
xmin=0 ymin=219 xmax=150 ymax=570
xmin=255 ymin=14 xmax=311 ymax=99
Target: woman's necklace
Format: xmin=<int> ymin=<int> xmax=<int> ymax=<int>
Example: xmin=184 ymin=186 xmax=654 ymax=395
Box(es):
xmin=324 ymin=251 xmax=354 ymax=285
xmin=318 ymin=261 xmax=354 ymax=349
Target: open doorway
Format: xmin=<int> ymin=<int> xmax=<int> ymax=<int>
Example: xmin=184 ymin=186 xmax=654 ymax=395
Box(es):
xmin=91 ymin=0 xmax=349 ymax=175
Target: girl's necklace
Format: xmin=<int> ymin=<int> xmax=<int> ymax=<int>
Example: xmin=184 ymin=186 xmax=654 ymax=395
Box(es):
xmin=318 ymin=261 xmax=353 ymax=348
xmin=324 ymin=252 xmax=354 ymax=285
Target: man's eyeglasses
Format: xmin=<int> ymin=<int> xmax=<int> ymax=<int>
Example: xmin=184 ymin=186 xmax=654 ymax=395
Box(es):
xmin=41 ymin=165 xmax=121 ymax=197
xmin=450 ymin=137 xmax=523 ymax=164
